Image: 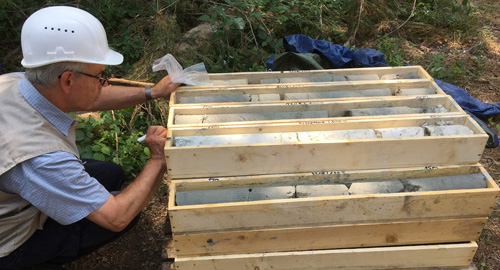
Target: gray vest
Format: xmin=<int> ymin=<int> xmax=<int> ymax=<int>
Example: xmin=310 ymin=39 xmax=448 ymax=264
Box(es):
xmin=0 ymin=73 xmax=79 ymax=257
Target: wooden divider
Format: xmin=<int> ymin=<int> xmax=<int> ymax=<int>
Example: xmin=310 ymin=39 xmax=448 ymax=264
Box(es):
xmin=205 ymin=66 xmax=434 ymax=84
xmin=168 ymin=95 xmax=464 ymax=128
xmin=173 ymin=218 xmax=485 ymax=257
xmin=171 ymin=164 xmax=482 ymax=191
xmin=174 ymin=242 xmax=477 ymax=270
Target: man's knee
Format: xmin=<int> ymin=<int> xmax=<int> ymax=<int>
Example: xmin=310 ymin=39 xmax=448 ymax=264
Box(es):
xmin=83 ymin=159 xmax=125 ymax=191
xmin=105 ymin=161 xmax=125 ymax=186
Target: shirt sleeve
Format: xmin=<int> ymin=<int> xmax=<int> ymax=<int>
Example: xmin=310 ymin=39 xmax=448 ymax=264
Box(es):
xmin=0 ymin=151 xmax=110 ymax=225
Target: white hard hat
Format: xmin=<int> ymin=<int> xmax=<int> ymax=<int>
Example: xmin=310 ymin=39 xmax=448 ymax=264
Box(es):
xmin=21 ymin=6 xmax=123 ymax=68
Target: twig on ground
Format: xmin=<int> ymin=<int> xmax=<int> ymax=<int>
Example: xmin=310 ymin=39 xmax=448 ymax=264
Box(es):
xmin=111 ymin=110 xmax=120 ymax=164
xmin=346 ymin=0 xmax=365 ymax=46
xmin=12 ymin=2 xmax=27 ymax=17
xmin=384 ymin=0 xmax=417 ymax=37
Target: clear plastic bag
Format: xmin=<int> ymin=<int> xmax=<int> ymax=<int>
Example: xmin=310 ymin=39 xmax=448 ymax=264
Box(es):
xmin=152 ymin=54 xmax=212 ymax=86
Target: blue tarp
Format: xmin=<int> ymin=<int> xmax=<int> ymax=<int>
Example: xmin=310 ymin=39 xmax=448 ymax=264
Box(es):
xmin=267 ymin=34 xmax=500 ymax=147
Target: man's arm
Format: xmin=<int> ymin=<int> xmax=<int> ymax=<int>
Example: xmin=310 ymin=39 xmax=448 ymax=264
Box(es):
xmin=91 ymin=75 xmax=180 ymax=111
xmin=86 ymin=126 xmax=168 ymax=232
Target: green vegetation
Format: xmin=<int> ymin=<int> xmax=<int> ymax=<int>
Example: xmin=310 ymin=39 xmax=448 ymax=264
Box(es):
xmin=374 ymin=36 xmax=409 ymax=66
xmin=488 ymin=117 xmax=500 ymax=134
xmin=0 ymin=0 xmax=491 ymax=178
xmin=480 ymin=258 xmax=490 ymax=270
xmin=74 ymin=110 xmax=148 ymax=179
xmin=72 ymin=100 xmax=169 ymax=179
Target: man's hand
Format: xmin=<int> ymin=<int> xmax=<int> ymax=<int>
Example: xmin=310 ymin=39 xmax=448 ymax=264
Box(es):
xmin=144 ymin=126 xmax=168 ymax=160
xmin=151 ymin=75 xmax=181 ymax=99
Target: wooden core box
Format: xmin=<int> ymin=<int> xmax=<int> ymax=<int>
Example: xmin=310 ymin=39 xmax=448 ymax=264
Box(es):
xmin=164 ymin=66 xmax=499 ymax=270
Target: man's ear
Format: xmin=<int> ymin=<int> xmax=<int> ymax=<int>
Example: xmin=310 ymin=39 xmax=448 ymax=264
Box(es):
xmin=58 ymin=71 xmax=75 ymax=95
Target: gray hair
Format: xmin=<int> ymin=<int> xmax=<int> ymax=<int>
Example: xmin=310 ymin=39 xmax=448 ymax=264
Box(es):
xmin=24 ymin=62 xmax=88 ymax=88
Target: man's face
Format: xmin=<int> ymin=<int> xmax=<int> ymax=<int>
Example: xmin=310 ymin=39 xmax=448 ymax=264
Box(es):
xmin=72 ymin=64 xmax=106 ymax=111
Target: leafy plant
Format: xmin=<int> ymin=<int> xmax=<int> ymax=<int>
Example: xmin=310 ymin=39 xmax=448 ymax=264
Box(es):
xmin=480 ymin=258 xmax=490 ymax=270
xmin=425 ymin=53 xmax=465 ymax=84
xmin=0 ymin=0 xmax=46 ymax=72
xmin=194 ymin=0 xmax=349 ymax=72
xmin=415 ymin=0 xmax=477 ymax=34
xmin=488 ymin=117 xmax=500 ymax=132
xmin=74 ymin=102 xmax=167 ymax=179
xmin=374 ymin=36 xmax=408 ymax=66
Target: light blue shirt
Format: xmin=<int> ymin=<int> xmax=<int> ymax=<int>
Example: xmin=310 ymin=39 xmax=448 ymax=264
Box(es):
xmin=0 ymin=78 xmax=110 ymax=225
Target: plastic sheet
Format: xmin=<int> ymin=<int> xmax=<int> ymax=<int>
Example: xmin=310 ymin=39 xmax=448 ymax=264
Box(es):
xmin=152 ymin=54 xmax=212 ymax=86
xmin=280 ymin=34 xmax=386 ymax=68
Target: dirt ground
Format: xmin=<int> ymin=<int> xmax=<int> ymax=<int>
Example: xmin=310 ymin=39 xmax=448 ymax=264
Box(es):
xmin=66 ymin=4 xmax=500 ymax=270
xmin=460 ymin=2 xmax=500 ymax=269
xmin=66 ymin=192 xmax=171 ymax=269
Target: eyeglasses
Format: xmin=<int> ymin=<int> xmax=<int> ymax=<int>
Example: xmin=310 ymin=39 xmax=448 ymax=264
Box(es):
xmin=58 ymin=71 xmax=108 ymax=86
xmin=75 ymin=71 xmax=109 ymax=86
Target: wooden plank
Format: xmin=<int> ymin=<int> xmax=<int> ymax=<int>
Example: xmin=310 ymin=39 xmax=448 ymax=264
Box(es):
xmin=166 ymin=136 xmax=486 ymax=179
xmin=430 ymin=80 xmax=448 ymax=95
xmin=174 ymin=242 xmax=477 ymax=270
xmin=168 ymin=182 xmax=177 ymax=209
xmin=173 ymin=218 xmax=485 ymax=256
xmin=176 ymin=79 xmax=433 ymax=94
xmin=481 ymin=166 xmax=500 ymax=189
xmin=171 ymin=164 xmax=482 ymax=191
xmin=168 ymin=95 xmax=461 ymax=128
xmin=416 ymin=66 xmax=435 ymax=81
xmin=169 ymin=177 xmax=499 ymax=233
xmin=465 ymin=114 xmax=490 ymax=137
xmin=173 ymin=79 xmax=432 ymax=97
